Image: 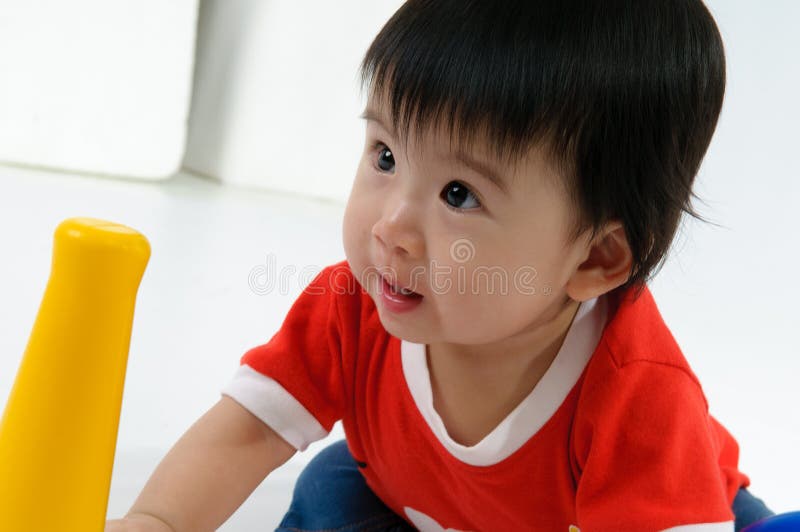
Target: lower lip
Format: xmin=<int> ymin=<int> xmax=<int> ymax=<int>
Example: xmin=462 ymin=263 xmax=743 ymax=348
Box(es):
xmin=379 ymin=278 xmax=424 ymax=313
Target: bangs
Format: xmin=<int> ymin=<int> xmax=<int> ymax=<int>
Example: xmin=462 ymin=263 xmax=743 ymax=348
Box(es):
xmin=358 ymin=1 xmax=592 ymax=171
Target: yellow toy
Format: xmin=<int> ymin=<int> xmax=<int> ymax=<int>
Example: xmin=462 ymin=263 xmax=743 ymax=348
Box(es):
xmin=0 ymin=218 xmax=150 ymax=531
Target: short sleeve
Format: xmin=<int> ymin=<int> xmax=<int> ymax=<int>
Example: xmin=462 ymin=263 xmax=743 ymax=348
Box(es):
xmin=221 ymin=265 xmax=345 ymax=451
xmin=572 ymin=362 xmax=735 ymax=532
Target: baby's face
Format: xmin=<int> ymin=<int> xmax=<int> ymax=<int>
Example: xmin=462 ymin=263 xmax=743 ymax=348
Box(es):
xmin=342 ymin=98 xmax=592 ymax=346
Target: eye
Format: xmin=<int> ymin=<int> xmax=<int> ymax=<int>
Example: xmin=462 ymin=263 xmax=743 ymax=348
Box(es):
xmin=373 ymin=143 xmax=395 ymax=173
xmin=440 ymin=181 xmax=481 ymax=211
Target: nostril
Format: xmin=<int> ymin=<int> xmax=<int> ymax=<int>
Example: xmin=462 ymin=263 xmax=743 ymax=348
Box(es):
xmin=371 ymin=222 xmax=387 ymax=246
xmin=371 ymin=214 xmax=424 ymax=259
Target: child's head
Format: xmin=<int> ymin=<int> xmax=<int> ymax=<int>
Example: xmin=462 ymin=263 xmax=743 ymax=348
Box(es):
xmin=342 ymin=0 xmax=725 ymax=344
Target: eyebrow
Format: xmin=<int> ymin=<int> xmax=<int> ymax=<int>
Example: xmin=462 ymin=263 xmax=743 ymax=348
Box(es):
xmin=448 ymin=150 xmax=509 ymax=195
xmin=359 ymin=107 xmax=509 ymax=195
xmin=359 ymin=108 xmax=396 ymax=137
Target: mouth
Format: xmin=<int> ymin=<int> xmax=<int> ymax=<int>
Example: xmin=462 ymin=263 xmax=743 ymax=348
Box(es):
xmin=380 ymin=275 xmax=423 ymax=299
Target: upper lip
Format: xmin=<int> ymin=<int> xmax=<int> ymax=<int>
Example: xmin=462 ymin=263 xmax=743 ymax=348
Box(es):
xmin=379 ymin=271 xmax=424 ymax=296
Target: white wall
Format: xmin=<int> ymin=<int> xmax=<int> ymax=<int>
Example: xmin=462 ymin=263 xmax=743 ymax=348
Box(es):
xmin=665 ymin=1 xmax=800 ymax=510
xmin=182 ymin=0 xmax=405 ymax=203
xmin=0 ymin=0 xmax=198 ymax=179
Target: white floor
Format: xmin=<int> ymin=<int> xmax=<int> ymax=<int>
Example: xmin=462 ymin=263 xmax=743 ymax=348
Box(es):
xmin=0 ymin=163 xmax=797 ymax=530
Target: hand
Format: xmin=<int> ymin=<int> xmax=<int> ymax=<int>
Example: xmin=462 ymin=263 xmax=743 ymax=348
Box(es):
xmin=105 ymin=513 xmax=175 ymax=532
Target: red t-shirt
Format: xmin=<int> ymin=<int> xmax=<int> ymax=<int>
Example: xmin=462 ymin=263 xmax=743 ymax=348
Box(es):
xmin=222 ymin=260 xmax=748 ymax=532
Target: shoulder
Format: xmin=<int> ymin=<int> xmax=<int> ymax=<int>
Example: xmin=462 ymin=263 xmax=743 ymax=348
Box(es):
xmin=570 ymin=287 xmax=738 ymax=529
xmin=592 ymin=284 xmax=703 ymax=388
xmin=309 ymin=260 xmax=388 ymax=344
xmin=302 ymin=260 xmax=358 ymax=297
xmin=578 ymin=285 xmax=710 ymax=423
xmin=298 ymin=260 xmax=365 ymax=313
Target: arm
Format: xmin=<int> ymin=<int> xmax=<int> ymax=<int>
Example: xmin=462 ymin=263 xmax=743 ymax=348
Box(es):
xmin=106 ymin=394 xmax=296 ymax=532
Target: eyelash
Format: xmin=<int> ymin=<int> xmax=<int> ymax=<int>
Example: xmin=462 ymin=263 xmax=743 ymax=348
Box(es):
xmin=371 ymin=141 xmax=393 ymax=172
xmin=370 ymin=141 xmax=484 ymax=212
xmin=442 ymin=187 xmax=482 ymax=212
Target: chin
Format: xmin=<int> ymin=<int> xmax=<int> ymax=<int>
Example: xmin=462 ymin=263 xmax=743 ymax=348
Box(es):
xmin=375 ymin=313 xmax=428 ymax=344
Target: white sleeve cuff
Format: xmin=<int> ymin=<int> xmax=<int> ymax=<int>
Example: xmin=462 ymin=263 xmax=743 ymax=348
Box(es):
xmin=220 ymin=364 xmax=329 ymax=451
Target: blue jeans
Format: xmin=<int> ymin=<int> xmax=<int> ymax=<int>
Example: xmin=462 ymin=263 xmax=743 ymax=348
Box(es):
xmin=276 ymin=439 xmax=413 ymax=532
xmin=276 ymin=439 xmax=774 ymax=532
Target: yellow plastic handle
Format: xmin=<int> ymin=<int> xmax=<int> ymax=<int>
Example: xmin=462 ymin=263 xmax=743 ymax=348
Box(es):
xmin=0 ymin=218 xmax=150 ymax=532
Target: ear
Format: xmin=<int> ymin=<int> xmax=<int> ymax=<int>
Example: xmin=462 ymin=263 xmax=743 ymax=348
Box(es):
xmin=565 ymin=221 xmax=633 ymax=302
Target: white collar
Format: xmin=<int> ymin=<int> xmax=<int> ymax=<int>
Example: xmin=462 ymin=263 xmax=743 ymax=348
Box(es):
xmin=400 ymin=295 xmax=608 ymax=466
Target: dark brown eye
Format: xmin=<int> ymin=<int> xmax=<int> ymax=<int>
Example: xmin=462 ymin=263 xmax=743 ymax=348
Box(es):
xmin=441 ymin=181 xmax=480 ymax=210
xmin=376 ymin=145 xmax=395 ymax=172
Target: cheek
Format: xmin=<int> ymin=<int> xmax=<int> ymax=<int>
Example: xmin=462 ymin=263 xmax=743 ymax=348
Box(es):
xmin=342 ymin=185 xmax=374 ymax=257
xmin=431 ymin=243 xmax=554 ymax=306
xmin=433 ymin=275 xmax=552 ymax=343
xmin=491 ymin=225 xmax=568 ymax=288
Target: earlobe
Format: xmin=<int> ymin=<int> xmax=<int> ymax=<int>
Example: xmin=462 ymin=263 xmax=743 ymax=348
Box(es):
xmin=565 ymin=222 xmax=633 ymax=302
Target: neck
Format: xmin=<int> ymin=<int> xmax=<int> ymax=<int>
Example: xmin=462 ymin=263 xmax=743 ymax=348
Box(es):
xmin=425 ymin=296 xmax=583 ymax=445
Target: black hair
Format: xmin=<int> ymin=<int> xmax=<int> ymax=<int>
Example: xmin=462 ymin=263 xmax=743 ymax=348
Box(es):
xmin=359 ymin=0 xmax=726 ymax=300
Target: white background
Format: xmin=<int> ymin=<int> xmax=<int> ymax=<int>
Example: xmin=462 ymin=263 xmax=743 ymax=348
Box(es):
xmin=0 ymin=0 xmax=198 ymax=178
xmin=0 ymin=0 xmax=798 ymax=528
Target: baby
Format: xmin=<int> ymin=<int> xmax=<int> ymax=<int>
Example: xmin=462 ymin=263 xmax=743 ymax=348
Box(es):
xmin=107 ymin=1 xmax=774 ymax=531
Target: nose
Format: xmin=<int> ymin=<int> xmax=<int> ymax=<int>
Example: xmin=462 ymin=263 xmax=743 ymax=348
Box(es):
xmin=371 ymin=198 xmax=425 ymax=260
